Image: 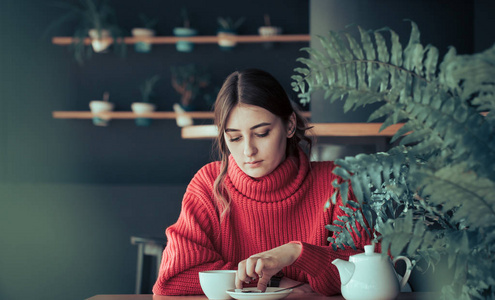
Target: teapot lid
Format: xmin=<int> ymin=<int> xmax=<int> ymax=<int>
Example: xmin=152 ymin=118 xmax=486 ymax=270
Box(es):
xmin=349 ymin=245 xmax=382 ymax=262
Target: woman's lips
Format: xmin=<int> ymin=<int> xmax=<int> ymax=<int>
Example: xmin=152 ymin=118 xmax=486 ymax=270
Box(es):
xmin=245 ymin=160 xmax=262 ymax=167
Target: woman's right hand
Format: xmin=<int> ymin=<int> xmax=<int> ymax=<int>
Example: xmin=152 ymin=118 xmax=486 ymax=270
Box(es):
xmin=235 ymin=243 xmax=302 ymax=292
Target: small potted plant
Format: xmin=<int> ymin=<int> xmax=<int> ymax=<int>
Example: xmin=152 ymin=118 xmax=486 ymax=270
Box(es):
xmin=131 ymin=13 xmax=158 ymax=53
xmin=171 ymin=64 xmax=210 ymax=111
xmin=44 ymin=0 xmax=126 ymax=65
xmin=131 ymin=75 xmax=160 ymax=126
xmin=217 ymin=16 xmax=246 ymax=51
xmin=258 ymin=14 xmax=282 ymax=49
xmin=89 ymin=91 xmax=114 ymax=126
xmin=173 ymin=7 xmax=197 ymax=52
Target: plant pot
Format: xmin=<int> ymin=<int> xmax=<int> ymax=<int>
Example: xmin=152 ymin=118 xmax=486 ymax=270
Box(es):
xmin=173 ymin=27 xmax=198 ymax=52
xmin=131 ymin=102 xmax=156 ymax=126
xmin=217 ymin=29 xmax=237 ymax=51
xmin=131 ymin=28 xmax=155 ymax=53
xmin=89 ymin=100 xmax=114 ymax=126
xmin=258 ymin=26 xmax=282 ymax=49
xmin=258 ymin=26 xmax=282 ymax=36
xmin=88 ymin=29 xmax=112 ymax=53
xmin=173 ymin=103 xmax=193 ymax=127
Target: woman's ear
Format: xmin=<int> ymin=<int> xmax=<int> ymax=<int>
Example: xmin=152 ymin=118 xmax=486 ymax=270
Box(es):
xmin=287 ymin=112 xmax=297 ymax=138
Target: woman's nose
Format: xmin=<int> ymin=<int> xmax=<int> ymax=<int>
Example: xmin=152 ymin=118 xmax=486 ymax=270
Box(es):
xmin=243 ymin=139 xmax=257 ymax=157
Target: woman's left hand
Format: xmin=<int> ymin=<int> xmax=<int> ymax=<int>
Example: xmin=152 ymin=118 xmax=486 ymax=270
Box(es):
xmin=235 ymin=242 xmax=302 ymax=292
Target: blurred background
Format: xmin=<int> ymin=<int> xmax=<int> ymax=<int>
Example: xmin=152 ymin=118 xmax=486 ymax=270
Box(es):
xmin=0 ymin=0 xmax=493 ymax=299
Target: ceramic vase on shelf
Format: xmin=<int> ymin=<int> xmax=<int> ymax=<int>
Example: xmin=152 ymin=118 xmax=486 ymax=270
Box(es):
xmin=131 ymin=28 xmax=155 ymax=53
xmin=89 ymin=100 xmax=114 ymax=126
xmin=173 ymin=27 xmax=197 ymax=52
xmin=131 ymin=102 xmax=156 ymax=126
xmin=217 ymin=29 xmax=237 ymax=51
xmin=258 ymin=26 xmax=282 ymax=49
xmin=88 ymin=28 xmax=112 ymax=53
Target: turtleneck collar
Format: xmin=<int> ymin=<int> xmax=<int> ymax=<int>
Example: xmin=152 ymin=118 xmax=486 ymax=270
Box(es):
xmin=225 ymin=147 xmax=310 ymax=202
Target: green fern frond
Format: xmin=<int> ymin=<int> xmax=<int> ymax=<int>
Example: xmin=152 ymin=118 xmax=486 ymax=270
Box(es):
xmin=413 ymin=163 xmax=495 ymax=230
xmin=298 ymin=21 xmax=495 ymax=298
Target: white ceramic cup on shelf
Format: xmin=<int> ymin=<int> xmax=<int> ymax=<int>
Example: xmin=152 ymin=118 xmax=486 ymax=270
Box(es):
xmin=199 ymin=270 xmax=236 ymax=300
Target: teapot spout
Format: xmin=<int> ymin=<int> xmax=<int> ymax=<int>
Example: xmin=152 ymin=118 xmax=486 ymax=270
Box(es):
xmin=332 ymin=259 xmax=355 ymax=286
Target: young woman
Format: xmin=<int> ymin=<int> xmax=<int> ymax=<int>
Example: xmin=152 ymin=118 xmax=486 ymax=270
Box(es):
xmin=153 ymin=69 xmax=372 ymax=296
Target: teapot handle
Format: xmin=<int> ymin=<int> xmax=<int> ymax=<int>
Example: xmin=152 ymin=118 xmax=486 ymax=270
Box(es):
xmin=393 ymin=256 xmax=412 ymax=289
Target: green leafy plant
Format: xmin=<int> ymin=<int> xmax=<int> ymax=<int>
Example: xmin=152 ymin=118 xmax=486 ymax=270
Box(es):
xmin=171 ymin=64 xmax=211 ymax=110
xmin=217 ymin=17 xmax=246 ymax=31
xmin=293 ymin=21 xmax=495 ymax=299
xmin=139 ymin=75 xmax=160 ymax=103
xmin=44 ymin=0 xmax=126 ymax=65
xmin=137 ymin=13 xmax=158 ymax=30
xmin=179 ymin=7 xmax=191 ymax=28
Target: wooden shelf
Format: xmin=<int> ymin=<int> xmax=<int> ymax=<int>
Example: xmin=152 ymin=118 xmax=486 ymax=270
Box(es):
xmin=52 ymin=111 xmax=215 ymax=120
xmin=52 ymin=111 xmax=311 ymax=120
xmin=53 ymin=111 xmax=405 ymax=139
xmin=181 ymin=123 xmax=405 ymax=139
xmin=52 ymin=34 xmax=310 ymax=45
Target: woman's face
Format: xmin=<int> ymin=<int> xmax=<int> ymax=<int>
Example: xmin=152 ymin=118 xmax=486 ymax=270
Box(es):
xmin=224 ymin=104 xmax=294 ymax=178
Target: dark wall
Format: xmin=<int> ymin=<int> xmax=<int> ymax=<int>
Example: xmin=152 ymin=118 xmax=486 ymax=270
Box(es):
xmin=3 ymin=0 xmax=309 ymax=185
xmin=0 ymin=1 xmax=309 ymax=299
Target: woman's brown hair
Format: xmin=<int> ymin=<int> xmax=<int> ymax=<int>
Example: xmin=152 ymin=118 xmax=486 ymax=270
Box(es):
xmin=213 ymin=69 xmax=313 ymax=219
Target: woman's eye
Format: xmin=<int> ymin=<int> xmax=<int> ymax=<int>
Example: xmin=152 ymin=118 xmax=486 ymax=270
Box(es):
xmin=229 ymin=136 xmax=241 ymax=142
xmin=256 ymin=131 xmax=270 ymax=138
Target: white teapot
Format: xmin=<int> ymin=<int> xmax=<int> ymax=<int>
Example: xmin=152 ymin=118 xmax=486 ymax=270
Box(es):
xmin=332 ymin=245 xmax=412 ymax=300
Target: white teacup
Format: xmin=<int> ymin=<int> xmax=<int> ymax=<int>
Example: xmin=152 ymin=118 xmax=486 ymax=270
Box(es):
xmin=199 ymin=270 xmax=236 ymax=300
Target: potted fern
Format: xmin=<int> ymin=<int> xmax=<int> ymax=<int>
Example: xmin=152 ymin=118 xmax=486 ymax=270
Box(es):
xmin=44 ymin=0 xmax=126 ymax=65
xmin=293 ymin=21 xmax=494 ymax=299
xmin=131 ymin=75 xmax=160 ymax=127
xmin=216 ymin=16 xmax=246 ymax=51
xmin=131 ymin=13 xmax=158 ymax=53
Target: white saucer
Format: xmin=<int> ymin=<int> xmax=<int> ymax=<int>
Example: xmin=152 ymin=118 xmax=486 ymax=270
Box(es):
xmin=226 ymin=287 xmax=293 ymax=300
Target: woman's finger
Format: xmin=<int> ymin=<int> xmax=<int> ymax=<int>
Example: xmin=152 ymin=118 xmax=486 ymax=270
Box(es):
xmin=236 ymin=260 xmax=248 ymax=288
xmin=245 ymin=255 xmax=260 ymax=278
xmin=254 ymin=258 xmax=265 ymax=278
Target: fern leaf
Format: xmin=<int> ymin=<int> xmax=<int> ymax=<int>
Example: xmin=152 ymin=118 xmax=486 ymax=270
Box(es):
xmin=374 ymin=30 xmax=390 ymax=63
xmin=407 ymin=220 xmax=426 ymax=256
xmin=417 ymin=164 xmax=495 ymax=229
xmin=318 ymin=34 xmax=343 ymax=63
xmin=345 ymin=33 xmax=364 ymax=60
xmin=367 ymin=103 xmax=393 ymax=122
xmin=333 ymin=167 xmax=351 ymax=181
xmin=330 ymin=30 xmax=354 ymax=62
xmin=346 ymin=59 xmax=358 ymax=90
xmin=295 ymin=57 xmax=320 ymax=74
xmin=424 ymin=44 xmax=440 ymax=81
xmin=389 ymin=29 xmax=403 ymax=67
xmin=300 ymin=47 xmax=329 ymax=66
xmin=391 ymin=121 xmax=415 ymax=143
xmin=359 ymin=27 xmax=376 ymax=61
xmin=403 ymin=20 xmax=421 ymax=71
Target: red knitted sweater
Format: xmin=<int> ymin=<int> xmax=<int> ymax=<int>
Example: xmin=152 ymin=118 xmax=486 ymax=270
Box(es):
xmin=153 ymin=148 xmax=372 ymax=296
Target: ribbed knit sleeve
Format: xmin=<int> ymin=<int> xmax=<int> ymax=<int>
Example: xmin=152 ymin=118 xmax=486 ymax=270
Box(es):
xmin=152 ymin=162 xmax=237 ymax=295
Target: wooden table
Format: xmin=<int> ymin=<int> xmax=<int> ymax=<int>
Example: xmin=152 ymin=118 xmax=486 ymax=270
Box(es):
xmin=87 ymin=292 xmax=437 ymax=300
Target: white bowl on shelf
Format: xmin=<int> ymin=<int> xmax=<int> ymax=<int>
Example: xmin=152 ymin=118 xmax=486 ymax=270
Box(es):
xmin=89 ymin=100 xmax=114 ymax=126
xmin=88 ymin=29 xmax=112 ymax=53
